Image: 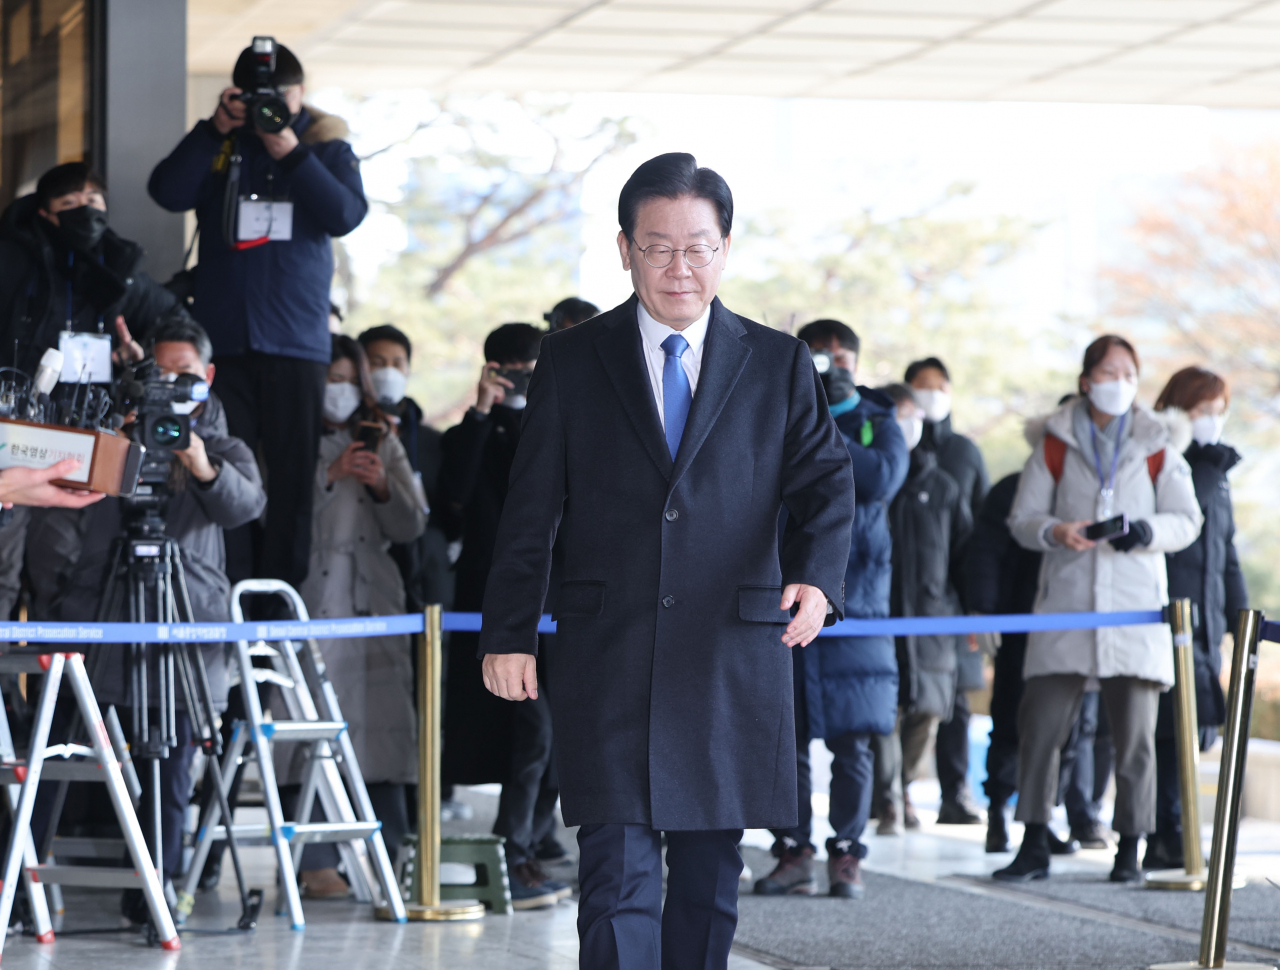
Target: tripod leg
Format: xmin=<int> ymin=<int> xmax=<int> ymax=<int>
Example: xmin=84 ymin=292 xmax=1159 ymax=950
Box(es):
xmin=180 ymin=723 xmax=246 ymax=913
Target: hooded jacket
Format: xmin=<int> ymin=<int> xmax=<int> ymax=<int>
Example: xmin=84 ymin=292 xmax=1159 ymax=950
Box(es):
xmin=57 ymin=393 xmax=267 ymax=712
xmin=1163 ymin=428 xmax=1248 ymax=728
xmin=796 ymin=386 xmax=909 ymax=740
xmin=147 ymin=105 xmax=367 ymax=364
xmin=890 ymin=448 xmax=973 ymax=718
xmin=0 ymin=194 xmax=183 ymax=376
xmin=1009 ymin=398 xmax=1202 ymax=687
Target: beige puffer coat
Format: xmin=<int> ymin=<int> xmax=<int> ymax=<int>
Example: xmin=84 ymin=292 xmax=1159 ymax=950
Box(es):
xmin=295 ymin=426 xmax=427 ymax=784
xmin=1008 ymin=399 xmax=1201 ymax=687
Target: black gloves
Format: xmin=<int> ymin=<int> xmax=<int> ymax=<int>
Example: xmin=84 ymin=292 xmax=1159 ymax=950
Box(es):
xmin=1109 ymin=519 xmax=1153 ymax=553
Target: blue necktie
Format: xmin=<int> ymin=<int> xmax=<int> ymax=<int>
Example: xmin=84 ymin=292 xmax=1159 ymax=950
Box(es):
xmin=661 ymin=333 xmax=692 ymax=460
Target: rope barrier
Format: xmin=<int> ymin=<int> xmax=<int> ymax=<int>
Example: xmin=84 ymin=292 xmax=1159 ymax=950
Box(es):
xmin=2 ymin=609 xmax=1272 ymax=645
xmin=438 ymin=609 xmax=1170 ymax=636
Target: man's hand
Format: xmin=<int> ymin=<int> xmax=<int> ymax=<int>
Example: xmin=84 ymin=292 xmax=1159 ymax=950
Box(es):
xmin=474 ymin=363 xmax=513 ymax=415
xmin=781 ymin=583 xmax=829 ymax=648
xmin=213 ymin=88 xmax=246 ymax=135
xmin=0 ymin=460 xmax=105 ymax=509
xmin=482 ymin=653 xmax=538 ymax=701
xmin=1051 ymin=521 xmax=1096 ymax=552
xmin=259 ymin=125 xmax=299 ymax=161
xmin=174 ymin=432 xmax=218 ymax=483
xmin=112 ymin=316 xmax=145 ymax=366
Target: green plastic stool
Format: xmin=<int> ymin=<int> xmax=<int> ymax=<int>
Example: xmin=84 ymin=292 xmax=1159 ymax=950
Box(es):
xmin=440 ymin=835 xmax=513 ymax=915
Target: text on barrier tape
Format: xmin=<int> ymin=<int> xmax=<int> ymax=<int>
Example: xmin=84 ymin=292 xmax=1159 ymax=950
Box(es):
xmin=0 ymin=614 xmax=425 ymax=644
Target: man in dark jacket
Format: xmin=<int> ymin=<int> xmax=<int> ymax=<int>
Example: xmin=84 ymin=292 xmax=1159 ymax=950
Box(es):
xmin=438 ymin=323 xmax=566 ymax=910
xmin=967 ymin=472 xmax=1041 ymax=851
xmin=0 ymin=161 xmax=181 ymax=377
xmin=756 ymin=319 xmax=907 ymax=900
xmin=38 ymin=315 xmax=266 ymax=920
xmin=906 ymin=356 xmax=989 ymax=824
xmin=357 ymin=324 xmax=451 ymax=612
xmin=873 ymin=383 xmax=972 ymax=831
xmin=148 ymin=42 xmax=366 ymax=589
xmin=479 ymin=154 xmax=854 ymax=970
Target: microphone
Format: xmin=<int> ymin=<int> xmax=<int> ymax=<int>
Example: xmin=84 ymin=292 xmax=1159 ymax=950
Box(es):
xmin=34 ymin=348 xmax=64 ymax=396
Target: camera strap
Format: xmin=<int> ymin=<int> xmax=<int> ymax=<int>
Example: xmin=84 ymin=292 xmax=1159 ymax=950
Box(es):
xmin=222 ymin=149 xmax=269 ymax=251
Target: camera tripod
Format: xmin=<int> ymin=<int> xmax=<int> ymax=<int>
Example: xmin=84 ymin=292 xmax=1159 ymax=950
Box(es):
xmin=45 ymin=497 xmax=262 ymax=934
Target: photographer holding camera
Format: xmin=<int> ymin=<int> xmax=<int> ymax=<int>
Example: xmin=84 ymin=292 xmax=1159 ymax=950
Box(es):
xmin=148 ymin=38 xmax=366 ymax=590
xmin=41 ymin=314 xmax=266 ymax=920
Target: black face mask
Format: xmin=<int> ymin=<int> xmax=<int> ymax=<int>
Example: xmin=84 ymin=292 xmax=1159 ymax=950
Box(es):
xmin=819 ymin=365 xmax=856 ymax=405
xmin=56 ymin=205 xmax=109 ymax=253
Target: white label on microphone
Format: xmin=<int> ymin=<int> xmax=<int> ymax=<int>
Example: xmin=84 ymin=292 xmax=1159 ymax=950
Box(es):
xmin=0 ymin=421 xmax=95 ymax=483
xmin=58 ymin=332 xmax=113 ymax=384
xmin=238 ymin=200 xmax=293 ymax=242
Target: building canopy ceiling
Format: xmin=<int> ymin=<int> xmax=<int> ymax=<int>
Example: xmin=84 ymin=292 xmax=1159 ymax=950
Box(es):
xmin=189 ymin=0 xmax=1280 ymax=105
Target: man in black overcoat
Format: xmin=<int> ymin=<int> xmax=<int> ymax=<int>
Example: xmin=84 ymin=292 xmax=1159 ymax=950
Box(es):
xmin=479 ymin=153 xmax=855 ymax=970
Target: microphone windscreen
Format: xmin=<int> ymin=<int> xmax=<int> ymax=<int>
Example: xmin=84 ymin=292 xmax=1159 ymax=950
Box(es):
xmin=35 ymin=348 xmax=64 ymax=395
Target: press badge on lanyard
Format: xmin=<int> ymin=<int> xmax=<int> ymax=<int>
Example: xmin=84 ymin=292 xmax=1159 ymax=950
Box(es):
xmin=237 ymin=197 xmax=293 ymax=244
xmin=57 ymin=251 xmax=112 ymax=383
xmin=1090 ymin=415 xmax=1126 ymax=520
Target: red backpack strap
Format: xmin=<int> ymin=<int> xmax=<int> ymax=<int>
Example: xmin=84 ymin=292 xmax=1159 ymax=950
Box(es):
xmin=1043 ymin=433 xmax=1066 ymax=484
xmin=1147 ymin=448 xmax=1165 ymax=484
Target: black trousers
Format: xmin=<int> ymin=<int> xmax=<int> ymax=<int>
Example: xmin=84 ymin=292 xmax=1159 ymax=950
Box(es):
xmin=137 ymin=712 xmax=196 ymax=881
xmin=936 ymin=689 xmax=972 ymax=804
xmin=576 ymin=824 xmax=742 ymax=970
xmin=493 ymin=690 xmax=559 ymax=866
xmin=984 ymin=634 xmax=1026 ymax=804
xmin=772 ymin=732 xmax=873 ymax=858
xmin=213 ymin=353 xmax=326 ymax=587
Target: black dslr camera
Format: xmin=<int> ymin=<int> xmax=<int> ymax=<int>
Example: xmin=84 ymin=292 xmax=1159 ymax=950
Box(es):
xmin=237 ymin=36 xmax=291 ymax=134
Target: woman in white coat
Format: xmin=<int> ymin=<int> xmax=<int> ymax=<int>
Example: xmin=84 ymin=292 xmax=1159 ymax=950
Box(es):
xmin=292 ymin=333 xmax=427 ymax=896
xmin=995 ymin=335 xmax=1201 ymax=885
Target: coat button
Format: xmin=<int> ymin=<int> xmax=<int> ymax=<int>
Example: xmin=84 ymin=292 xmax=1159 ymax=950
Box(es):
xmin=664 ymin=509 xmax=678 ymax=521
xmin=662 ymin=595 xmax=675 ymax=608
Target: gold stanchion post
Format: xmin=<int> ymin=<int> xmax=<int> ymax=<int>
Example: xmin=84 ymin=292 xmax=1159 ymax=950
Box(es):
xmin=1147 ymin=599 xmax=1208 ymax=890
xmin=402 ymin=606 xmax=484 ymax=921
xmin=1150 ymin=609 xmax=1272 ymax=970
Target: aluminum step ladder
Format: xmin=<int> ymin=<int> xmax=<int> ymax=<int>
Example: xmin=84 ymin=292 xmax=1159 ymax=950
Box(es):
xmin=0 ymin=651 xmax=179 ymax=958
xmin=180 ymin=580 xmax=406 ymax=929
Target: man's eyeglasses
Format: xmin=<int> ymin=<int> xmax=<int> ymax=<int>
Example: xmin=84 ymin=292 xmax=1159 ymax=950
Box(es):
xmin=635 ymin=243 xmax=720 ymax=269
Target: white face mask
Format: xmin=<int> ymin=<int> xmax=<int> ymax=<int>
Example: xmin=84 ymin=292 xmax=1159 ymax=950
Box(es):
xmin=1191 ymin=413 xmax=1226 ymax=446
xmin=323 ymin=381 xmax=361 ymax=424
xmin=897 ymin=415 xmax=924 ymax=450
xmin=913 ymin=388 xmax=951 ymax=423
xmin=370 ymin=366 xmax=408 ymax=407
xmin=1087 ymin=378 xmax=1138 ymax=417
xmin=505 ymin=394 xmax=528 ymax=410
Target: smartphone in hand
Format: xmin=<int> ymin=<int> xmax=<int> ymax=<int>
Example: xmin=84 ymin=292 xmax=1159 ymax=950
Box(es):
xmin=355 ymin=421 xmax=384 ymax=453
xmin=1083 ymin=514 xmax=1128 ymax=542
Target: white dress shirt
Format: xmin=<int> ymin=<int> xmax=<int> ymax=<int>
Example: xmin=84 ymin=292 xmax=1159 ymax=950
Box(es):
xmin=636 ymin=300 xmax=710 ymax=431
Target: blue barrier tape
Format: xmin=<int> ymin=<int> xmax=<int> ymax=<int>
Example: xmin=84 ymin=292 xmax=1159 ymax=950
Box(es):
xmin=439 ymin=610 xmax=1168 ymax=636
xmin=6 ymin=609 xmax=1275 ymax=644
xmin=0 ymin=614 xmax=425 ymax=645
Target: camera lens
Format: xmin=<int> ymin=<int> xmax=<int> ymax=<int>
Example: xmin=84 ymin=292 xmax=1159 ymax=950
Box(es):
xmin=151 ymin=418 xmax=183 ymax=448
xmin=252 ymin=94 xmax=290 ymax=134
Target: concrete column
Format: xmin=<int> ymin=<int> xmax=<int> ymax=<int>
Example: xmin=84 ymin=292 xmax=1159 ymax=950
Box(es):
xmin=104 ymin=0 xmax=186 ymax=282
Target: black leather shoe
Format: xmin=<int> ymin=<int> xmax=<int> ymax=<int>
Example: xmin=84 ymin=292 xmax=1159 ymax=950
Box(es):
xmin=1069 ymin=823 xmax=1111 ymax=850
xmin=198 ymin=858 xmax=222 ymax=892
xmin=937 ymin=800 xmax=983 ymax=825
xmin=1142 ymin=832 xmax=1184 ymax=871
xmin=986 ymin=809 xmax=1010 ymax=853
xmin=993 ymin=824 xmax=1050 ymax=882
xmin=1048 ymin=830 xmax=1081 ymax=856
xmin=1111 ymin=835 xmax=1143 ymax=882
